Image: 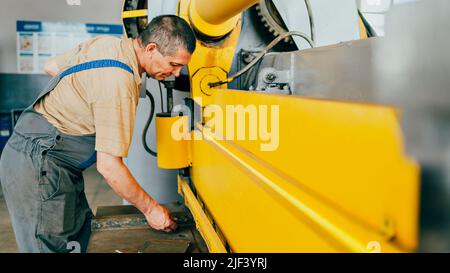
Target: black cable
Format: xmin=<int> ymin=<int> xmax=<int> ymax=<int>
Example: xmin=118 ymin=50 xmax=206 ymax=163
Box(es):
xmin=249 ymin=57 xmax=264 ymax=89
xmin=358 ymin=9 xmax=377 ymax=37
xmin=242 ymin=54 xmax=264 ymax=89
xmin=142 ymin=89 xmax=157 ymax=157
xmin=209 ymin=31 xmax=315 ymax=88
xmin=304 ymin=0 xmax=316 ymax=43
xmin=158 ymin=81 xmax=164 ymax=112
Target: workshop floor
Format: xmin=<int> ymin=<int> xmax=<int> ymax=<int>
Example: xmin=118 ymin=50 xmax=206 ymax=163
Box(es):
xmin=0 ymin=164 xmax=122 ymax=253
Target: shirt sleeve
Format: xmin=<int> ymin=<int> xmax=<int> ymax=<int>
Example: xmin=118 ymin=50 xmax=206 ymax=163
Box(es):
xmin=53 ymin=44 xmax=82 ymax=71
xmin=92 ymin=69 xmax=138 ymax=157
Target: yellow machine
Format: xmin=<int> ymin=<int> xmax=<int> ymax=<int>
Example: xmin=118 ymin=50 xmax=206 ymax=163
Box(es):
xmin=123 ymin=0 xmax=420 ymax=253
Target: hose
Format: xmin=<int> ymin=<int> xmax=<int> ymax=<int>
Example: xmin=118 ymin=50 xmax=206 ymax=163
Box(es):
xmin=142 ymin=89 xmax=157 ymax=157
xmin=158 ymin=81 xmax=164 ymax=112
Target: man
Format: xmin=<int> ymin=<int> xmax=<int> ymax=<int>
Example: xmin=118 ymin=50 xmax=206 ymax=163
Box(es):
xmin=0 ymin=15 xmax=196 ymax=253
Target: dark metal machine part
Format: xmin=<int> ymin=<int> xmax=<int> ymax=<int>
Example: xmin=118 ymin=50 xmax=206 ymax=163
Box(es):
xmin=87 ymin=202 xmax=208 ymax=253
xmin=375 ymin=1 xmax=450 ymax=252
xmin=255 ymin=38 xmax=380 ymax=101
xmin=0 ymin=73 xmax=51 ymax=112
xmin=0 ymin=73 xmax=52 ymax=152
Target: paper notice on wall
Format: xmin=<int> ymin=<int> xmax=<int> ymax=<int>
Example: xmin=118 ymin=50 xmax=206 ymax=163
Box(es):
xmin=54 ymin=33 xmax=73 ymax=55
xmin=19 ymin=33 xmax=34 ymax=52
xmin=16 ymin=20 xmax=123 ymax=74
xmin=37 ymin=33 xmax=52 ymax=54
xmin=38 ymin=54 xmax=52 ymax=72
xmin=18 ymin=53 xmax=34 ymax=72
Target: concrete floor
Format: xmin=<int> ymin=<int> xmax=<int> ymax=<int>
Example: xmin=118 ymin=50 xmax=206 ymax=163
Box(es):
xmin=0 ymin=164 xmax=122 ymax=253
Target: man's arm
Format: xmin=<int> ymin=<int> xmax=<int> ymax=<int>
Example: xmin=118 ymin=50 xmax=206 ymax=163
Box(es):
xmin=96 ymin=151 xmax=177 ymax=232
xmin=44 ymin=43 xmax=82 ymax=76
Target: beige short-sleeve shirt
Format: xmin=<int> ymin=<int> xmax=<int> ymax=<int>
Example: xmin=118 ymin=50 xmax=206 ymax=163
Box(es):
xmin=34 ymin=35 xmax=142 ymax=157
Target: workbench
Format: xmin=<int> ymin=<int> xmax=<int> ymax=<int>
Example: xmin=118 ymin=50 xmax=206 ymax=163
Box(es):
xmin=87 ymin=202 xmax=208 ymax=253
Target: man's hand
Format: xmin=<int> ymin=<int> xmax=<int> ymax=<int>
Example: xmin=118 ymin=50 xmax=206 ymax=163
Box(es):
xmin=145 ymin=204 xmax=177 ymax=232
xmin=97 ymin=151 xmax=178 ymax=232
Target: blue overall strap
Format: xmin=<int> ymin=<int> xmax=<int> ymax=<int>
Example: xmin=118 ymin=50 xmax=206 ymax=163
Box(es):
xmin=59 ymin=59 xmax=134 ymax=78
xmin=29 ymin=60 xmax=134 ymax=110
xmin=79 ymin=153 xmax=97 ymax=170
xmin=63 ymin=59 xmax=134 ymax=170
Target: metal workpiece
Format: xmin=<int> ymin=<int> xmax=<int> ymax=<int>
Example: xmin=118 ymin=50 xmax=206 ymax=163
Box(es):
xmin=87 ymin=203 xmax=208 ymax=253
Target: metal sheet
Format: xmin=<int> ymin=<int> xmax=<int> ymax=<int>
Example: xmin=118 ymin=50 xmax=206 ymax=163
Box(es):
xmin=189 ymin=90 xmax=419 ymax=252
xmin=87 ymin=203 xmax=208 ymax=253
xmin=88 ymin=229 xmax=191 ymax=253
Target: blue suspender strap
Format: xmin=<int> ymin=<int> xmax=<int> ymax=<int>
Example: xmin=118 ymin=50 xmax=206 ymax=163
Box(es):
xmin=29 ymin=59 xmax=134 ymax=109
xmin=59 ymin=59 xmax=134 ymax=169
xmin=59 ymin=59 xmax=134 ymax=79
xmin=79 ymin=152 xmax=97 ymax=170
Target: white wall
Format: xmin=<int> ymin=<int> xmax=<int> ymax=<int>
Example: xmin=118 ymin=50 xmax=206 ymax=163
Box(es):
xmin=357 ymin=0 xmax=419 ymax=36
xmin=0 ymin=0 xmax=123 ymax=73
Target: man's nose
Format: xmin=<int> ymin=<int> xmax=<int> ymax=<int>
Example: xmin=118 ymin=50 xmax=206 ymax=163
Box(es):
xmin=172 ymin=67 xmax=182 ymax=77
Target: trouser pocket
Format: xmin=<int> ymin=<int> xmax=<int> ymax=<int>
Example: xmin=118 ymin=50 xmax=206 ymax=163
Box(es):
xmin=37 ymin=159 xmax=79 ymax=252
xmin=38 ymin=158 xmax=62 ymax=201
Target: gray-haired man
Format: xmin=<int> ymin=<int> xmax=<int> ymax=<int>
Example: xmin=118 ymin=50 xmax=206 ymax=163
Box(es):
xmin=0 ymin=15 xmax=196 ymax=253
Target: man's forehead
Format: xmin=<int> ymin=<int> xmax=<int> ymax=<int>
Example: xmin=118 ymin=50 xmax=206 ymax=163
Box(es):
xmin=166 ymin=48 xmax=191 ymax=64
xmin=167 ymin=48 xmax=191 ymax=60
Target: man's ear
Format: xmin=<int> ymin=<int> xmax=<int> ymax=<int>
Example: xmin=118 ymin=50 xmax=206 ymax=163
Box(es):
xmin=145 ymin=43 xmax=157 ymax=55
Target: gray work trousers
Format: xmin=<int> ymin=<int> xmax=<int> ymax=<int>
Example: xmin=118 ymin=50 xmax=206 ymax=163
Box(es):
xmin=0 ymin=111 xmax=93 ymax=253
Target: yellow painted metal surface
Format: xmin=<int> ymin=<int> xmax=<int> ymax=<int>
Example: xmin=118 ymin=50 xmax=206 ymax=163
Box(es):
xmin=156 ymin=115 xmax=190 ymax=169
xmin=188 ymin=0 xmax=258 ymax=37
xmin=122 ymin=9 xmax=148 ymax=19
xmin=121 ymin=1 xmax=148 ymax=38
xmin=359 ymin=17 xmax=368 ymax=39
xmin=178 ymin=175 xmax=227 ymax=253
xmin=173 ymin=0 xmax=419 ymax=252
xmin=179 ymin=0 xmax=242 ymax=106
xmin=189 ymin=90 xmax=419 ymax=252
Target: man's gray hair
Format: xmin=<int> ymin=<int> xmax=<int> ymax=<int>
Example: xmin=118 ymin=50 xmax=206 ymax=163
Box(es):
xmin=138 ymin=15 xmax=196 ymax=56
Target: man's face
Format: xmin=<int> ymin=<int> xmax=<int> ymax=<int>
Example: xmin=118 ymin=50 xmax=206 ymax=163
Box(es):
xmin=141 ymin=43 xmax=191 ymax=81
